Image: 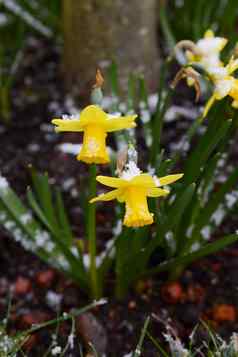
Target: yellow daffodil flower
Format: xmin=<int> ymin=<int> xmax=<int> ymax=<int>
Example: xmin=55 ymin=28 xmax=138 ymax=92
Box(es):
xmin=52 ymin=105 xmax=137 ymax=164
xmin=90 ymin=161 xmax=183 ymax=227
xmin=186 ymin=29 xmax=227 ymax=73
xmin=203 ymin=57 xmax=238 ymax=117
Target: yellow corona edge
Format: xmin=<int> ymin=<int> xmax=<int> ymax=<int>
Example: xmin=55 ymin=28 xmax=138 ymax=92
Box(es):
xmin=203 ymin=57 xmax=238 ymax=117
xmin=90 ymin=162 xmax=183 ymax=227
xmin=51 ymin=105 xmax=137 ymax=164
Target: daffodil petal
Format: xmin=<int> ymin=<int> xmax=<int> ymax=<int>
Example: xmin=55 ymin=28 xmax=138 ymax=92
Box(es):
xmin=96 ymin=176 xmax=128 ymax=188
xmin=227 ymin=57 xmax=238 ymax=75
xmin=105 ymin=115 xmax=137 ymax=132
xmin=52 ymin=119 xmax=83 ymax=132
xmin=204 ymin=29 xmax=214 ymax=38
xmin=186 ymin=50 xmax=196 ymax=63
xmin=215 ymin=78 xmax=234 ymax=99
xmin=232 ymin=100 xmax=238 ymax=108
xmin=158 ymin=174 xmax=184 ymax=186
xmin=147 ymin=188 xmax=170 ymax=197
xmin=90 ymin=189 xmax=120 ymax=203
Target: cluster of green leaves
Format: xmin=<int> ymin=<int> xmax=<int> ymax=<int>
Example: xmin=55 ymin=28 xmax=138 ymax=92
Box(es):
xmin=138 ymin=317 xmax=238 ymax=357
xmin=104 ymin=61 xmax=238 ymax=297
xmin=0 ymin=0 xmax=61 ymax=122
xmin=0 ymin=3 xmax=238 ymax=299
xmin=0 ymin=57 xmax=238 ymax=299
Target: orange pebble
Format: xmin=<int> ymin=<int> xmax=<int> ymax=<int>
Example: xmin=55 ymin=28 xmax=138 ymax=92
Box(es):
xmin=36 ymin=270 xmax=55 ymax=288
xmin=14 ymin=277 xmax=32 ymax=295
xmin=212 ymin=304 xmax=236 ymax=322
xmin=161 ymin=282 xmax=183 ymax=304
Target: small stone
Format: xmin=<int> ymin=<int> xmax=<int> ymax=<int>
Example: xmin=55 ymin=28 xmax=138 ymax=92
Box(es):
xmin=210 ymin=263 xmax=222 ymax=272
xmin=186 ymin=284 xmax=206 ymax=303
xmin=14 ymin=277 xmax=32 ymax=295
xmin=212 ymin=304 xmax=236 ymax=323
xmin=76 ymin=312 xmax=107 ymax=355
xmin=128 ymin=301 xmax=137 ymax=310
xmin=0 ymin=278 xmax=8 ymax=296
xmin=161 ymin=282 xmax=184 ymax=304
xmin=36 ymin=270 xmax=55 ymax=288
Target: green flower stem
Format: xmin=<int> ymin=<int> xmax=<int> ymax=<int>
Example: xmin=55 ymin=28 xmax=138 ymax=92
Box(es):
xmin=88 ymin=164 xmax=100 ymax=298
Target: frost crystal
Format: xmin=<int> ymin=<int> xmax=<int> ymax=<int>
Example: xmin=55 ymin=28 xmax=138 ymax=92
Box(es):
xmin=58 ymin=143 xmax=82 ymax=155
xmin=165 ymin=105 xmax=198 ymax=122
xmin=140 ymin=109 xmax=150 ymax=123
xmin=68 ymin=333 xmax=75 ymax=349
xmin=62 ymin=113 xmax=80 ymax=120
xmin=164 ymin=333 xmax=189 ymax=357
xmin=190 ymin=242 xmax=200 ymax=252
xmin=0 ymin=14 xmax=8 ymax=26
xmin=20 ymin=212 xmax=33 ymax=224
xmin=0 ymin=175 xmax=9 ymax=190
xmin=121 ymin=161 xmax=141 ymax=180
xmin=148 ymin=93 xmax=158 ymax=111
xmin=94 ymin=298 xmax=108 ymax=306
xmin=51 ymin=346 xmax=62 ymax=355
xmin=46 ymin=291 xmax=62 ymax=310
xmin=35 ymin=230 xmax=52 ymax=250
xmin=55 ymin=255 xmax=70 ymax=271
xmin=4 ymin=221 xmax=16 ymax=230
xmin=201 ymin=226 xmax=211 ymax=240
xmin=225 ymin=191 xmax=238 ymax=209
xmin=186 ymin=225 xmax=194 ymax=238
xmin=231 ymin=333 xmax=238 ymax=352
xmin=165 ymin=231 xmax=176 ymax=252
xmin=108 ymin=112 xmax=121 ymax=120
xmin=211 ymin=205 xmax=225 ymax=226
xmin=113 ymin=220 xmax=122 ymax=236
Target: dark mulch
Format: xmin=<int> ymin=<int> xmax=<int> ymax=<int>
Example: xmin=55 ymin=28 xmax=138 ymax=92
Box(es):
xmin=0 ymin=38 xmax=238 ymax=356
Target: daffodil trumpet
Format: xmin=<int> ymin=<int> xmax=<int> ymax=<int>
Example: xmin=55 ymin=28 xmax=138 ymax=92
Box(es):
xmin=52 ymin=105 xmax=137 ymax=164
xmin=90 ymin=162 xmax=183 ymax=228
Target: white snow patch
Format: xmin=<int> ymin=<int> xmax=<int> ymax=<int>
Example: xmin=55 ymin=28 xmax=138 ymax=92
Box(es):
xmin=211 ymin=205 xmax=226 ymax=226
xmin=121 ymin=161 xmax=141 ymax=180
xmin=46 ymin=291 xmax=62 ymax=310
xmin=200 ymin=226 xmax=211 ymax=240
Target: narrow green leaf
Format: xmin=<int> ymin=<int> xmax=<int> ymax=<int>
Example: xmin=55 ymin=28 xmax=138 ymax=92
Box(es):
xmin=184 ymin=119 xmax=232 ymax=184
xmin=55 ymin=189 xmax=74 ymax=245
xmin=146 ymin=234 xmax=238 ymax=276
